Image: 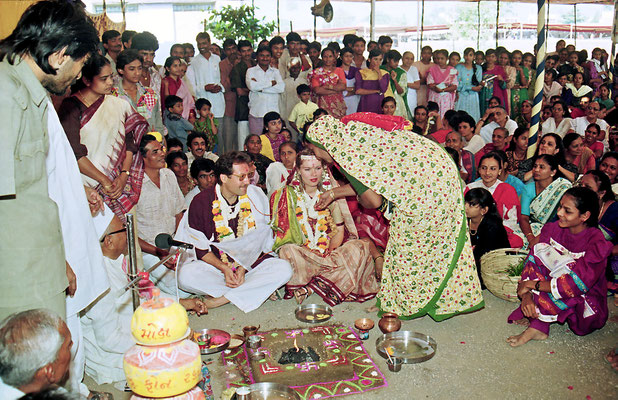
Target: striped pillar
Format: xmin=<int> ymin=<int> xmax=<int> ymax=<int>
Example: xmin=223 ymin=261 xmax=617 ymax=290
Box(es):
xmin=610 ymin=0 xmax=618 ymax=83
xmin=528 ymin=0 xmax=547 ymax=159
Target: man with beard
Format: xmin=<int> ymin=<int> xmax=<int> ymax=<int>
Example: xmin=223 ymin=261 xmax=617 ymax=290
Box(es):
xmin=0 ymin=0 xmax=99 ymax=321
xmin=0 ymin=310 xmax=72 ymax=400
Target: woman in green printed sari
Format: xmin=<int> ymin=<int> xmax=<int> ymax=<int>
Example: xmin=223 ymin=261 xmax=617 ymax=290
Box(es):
xmin=380 ymin=50 xmax=408 ymax=119
xmin=517 ymin=154 xmax=572 ymax=247
xmin=305 ymin=114 xmax=484 ymax=321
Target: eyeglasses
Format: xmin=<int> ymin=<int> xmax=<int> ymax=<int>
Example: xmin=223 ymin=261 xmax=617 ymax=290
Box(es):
xmin=587 ymin=106 xmax=600 ymax=111
xmin=100 ymin=227 xmax=127 ymax=242
xmin=229 ymin=173 xmax=249 ymax=181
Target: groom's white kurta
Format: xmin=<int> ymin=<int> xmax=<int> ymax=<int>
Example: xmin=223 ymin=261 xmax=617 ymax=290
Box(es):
xmin=175 ymin=185 xmax=292 ymax=312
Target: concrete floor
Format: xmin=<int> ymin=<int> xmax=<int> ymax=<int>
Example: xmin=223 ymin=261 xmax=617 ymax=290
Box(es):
xmin=89 ymin=291 xmax=618 ymax=400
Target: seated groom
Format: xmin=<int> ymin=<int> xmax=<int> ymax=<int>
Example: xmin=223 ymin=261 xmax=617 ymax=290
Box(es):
xmin=176 ymin=151 xmax=292 ymax=312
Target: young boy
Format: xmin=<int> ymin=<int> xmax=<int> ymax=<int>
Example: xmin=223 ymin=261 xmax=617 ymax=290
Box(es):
xmin=288 ymin=84 xmax=318 ymax=134
xmin=185 ymin=158 xmax=216 ymax=207
xmin=164 ymin=95 xmax=194 ymax=150
xmin=193 ymin=98 xmax=218 ymax=152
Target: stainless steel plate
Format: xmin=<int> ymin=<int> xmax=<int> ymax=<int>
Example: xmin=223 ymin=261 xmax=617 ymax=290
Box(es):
xmin=294 ymin=304 xmax=333 ymax=324
xmin=375 ymin=331 xmax=437 ymax=364
xmin=247 ymin=382 xmax=300 ymax=400
xmin=195 ymin=328 xmax=230 ymax=355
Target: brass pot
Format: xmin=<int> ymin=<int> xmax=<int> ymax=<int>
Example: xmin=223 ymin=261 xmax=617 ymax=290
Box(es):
xmin=378 ymin=312 xmax=401 ymax=333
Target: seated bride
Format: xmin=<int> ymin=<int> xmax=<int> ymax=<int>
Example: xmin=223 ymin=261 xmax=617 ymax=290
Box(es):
xmin=270 ymin=149 xmax=380 ymax=305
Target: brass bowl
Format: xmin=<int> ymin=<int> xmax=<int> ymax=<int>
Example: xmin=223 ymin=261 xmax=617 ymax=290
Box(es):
xmin=227 ymin=334 xmax=246 ymax=349
xmin=354 ymin=318 xmax=375 ymax=330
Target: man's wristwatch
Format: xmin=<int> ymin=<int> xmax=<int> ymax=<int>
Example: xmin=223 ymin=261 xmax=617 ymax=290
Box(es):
xmin=535 ymin=281 xmax=541 ymax=291
xmin=120 ymin=170 xmax=130 ymax=177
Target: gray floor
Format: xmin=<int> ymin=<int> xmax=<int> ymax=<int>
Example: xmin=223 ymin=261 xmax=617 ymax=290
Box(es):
xmin=88 ymin=291 xmax=618 ymax=399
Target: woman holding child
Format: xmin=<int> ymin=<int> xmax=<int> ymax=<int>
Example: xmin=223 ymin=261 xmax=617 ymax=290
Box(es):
xmin=507 ymin=187 xmax=611 ymax=346
xmin=270 ymin=149 xmax=379 ymax=305
xmin=59 ymin=53 xmax=149 ymax=221
xmin=304 ymin=114 xmax=484 ymax=321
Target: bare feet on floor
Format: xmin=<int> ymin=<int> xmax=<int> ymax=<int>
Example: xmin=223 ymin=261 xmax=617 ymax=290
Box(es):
xmin=374 ymin=256 xmax=384 ymax=281
xmin=512 ymin=318 xmax=530 ymax=327
xmin=365 ymin=305 xmax=379 ymax=313
xmin=179 ymin=298 xmax=207 ymax=316
xmin=605 ymin=349 xmax=618 ymax=371
xmin=203 ymin=296 xmax=230 ymax=309
xmin=506 ymin=327 xmax=548 ymax=347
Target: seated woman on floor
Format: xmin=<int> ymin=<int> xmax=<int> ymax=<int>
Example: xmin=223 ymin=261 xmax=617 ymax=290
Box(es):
xmin=445 ymin=130 xmax=476 ymax=183
xmin=506 ymin=187 xmax=612 ymax=347
xmin=518 ymin=154 xmax=572 ymax=247
xmin=465 ymin=187 xmax=510 ymax=272
xmin=563 ymin=132 xmax=596 ymax=175
xmin=465 ymin=152 xmax=523 ymax=248
xmin=516 ymin=133 xmax=578 ymax=183
xmin=270 ymin=149 xmax=380 ymax=306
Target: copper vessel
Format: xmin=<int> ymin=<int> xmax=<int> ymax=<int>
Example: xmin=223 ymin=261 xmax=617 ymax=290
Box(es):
xmin=378 ymin=312 xmax=401 ymax=333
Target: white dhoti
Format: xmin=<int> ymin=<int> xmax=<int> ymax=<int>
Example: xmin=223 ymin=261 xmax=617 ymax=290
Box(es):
xmin=178 ymin=257 xmax=292 ymax=313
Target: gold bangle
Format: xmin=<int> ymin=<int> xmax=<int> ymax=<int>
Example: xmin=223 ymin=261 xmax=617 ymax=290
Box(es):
xmin=525 ymin=233 xmax=534 ymax=238
xmin=330 ymin=190 xmax=335 ymax=200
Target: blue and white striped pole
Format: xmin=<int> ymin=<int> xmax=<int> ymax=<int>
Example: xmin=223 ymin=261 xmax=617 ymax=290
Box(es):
xmin=528 ymin=0 xmax=547 ymax=158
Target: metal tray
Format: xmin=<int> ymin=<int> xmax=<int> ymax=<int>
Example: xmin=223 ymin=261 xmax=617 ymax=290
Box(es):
xmin=375 ymin=331 xmax=437 ymax=364
xmin=294 ymin=304 xmax=333 ymax=324
xmin=194 ymin=328 xmax=230 ymax=355
xmin=247 ymin=382 xmax=300 ymax=400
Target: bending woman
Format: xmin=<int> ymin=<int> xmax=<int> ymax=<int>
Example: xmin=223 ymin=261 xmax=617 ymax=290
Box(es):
xmin=271 ymin=149 xmax=379 ymax=306
xmin=305 ymin=114 xmax=484 ymax=321
xmin=507 ymin=187 xmax=611 ymax=346
xmin=59 ymin=54 xmax=149 ymax=221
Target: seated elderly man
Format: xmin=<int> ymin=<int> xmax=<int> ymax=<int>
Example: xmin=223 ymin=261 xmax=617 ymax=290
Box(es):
xmin=175 ymin=151 xmax=292 ymax=312
xmin=0 ymin=310 xmax=71 ymax=400
xmin=135 ymin=134 xmax=188 ymax=296
xmin=80 ymin=207 xmax=205 ymax=385
xmin=477 ymin=106 xmax=518 ymax=144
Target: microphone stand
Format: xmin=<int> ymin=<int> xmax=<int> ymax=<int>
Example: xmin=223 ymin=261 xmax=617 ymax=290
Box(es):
xmin=125 ymin=213 xmax=141 ymax=311
xmin=120 ymin=248 xmax=184 ymax=293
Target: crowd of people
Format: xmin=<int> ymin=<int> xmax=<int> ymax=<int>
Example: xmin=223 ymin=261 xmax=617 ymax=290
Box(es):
xmin=1 ymin=1 xmax=617 ymax=399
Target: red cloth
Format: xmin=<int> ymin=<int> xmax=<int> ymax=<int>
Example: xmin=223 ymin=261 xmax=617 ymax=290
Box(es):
xmin=341 ymin=112 xmax=412 ymax=131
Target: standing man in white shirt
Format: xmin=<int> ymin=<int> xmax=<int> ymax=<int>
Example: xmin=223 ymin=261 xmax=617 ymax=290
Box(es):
xmin=186 ymin=32 xmax=226 ymax=147
xmin=246 ymin=46 xmax=285 ymax=135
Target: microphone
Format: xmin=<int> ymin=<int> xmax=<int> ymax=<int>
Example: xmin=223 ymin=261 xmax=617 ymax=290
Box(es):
xmin=154 ymin=233 xmax=194 ymax=250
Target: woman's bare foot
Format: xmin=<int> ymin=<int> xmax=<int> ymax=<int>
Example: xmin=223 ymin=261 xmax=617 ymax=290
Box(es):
xmin=605 ymin=349 xmax=618 ymax=371
xmin=365 ymin=305 xmax=379 ymax=313
xmin=179 ymin=298 xmax=207 ymax=316
xmin=614 ymin=294 xmax=618 ymax=307
xmin=294 ymin=287 xmax=312 ymax=304
xmin=506 ymin=327 xmax=548 ymax=347
xmin=512 ymin=318 xmax=530 ymax=327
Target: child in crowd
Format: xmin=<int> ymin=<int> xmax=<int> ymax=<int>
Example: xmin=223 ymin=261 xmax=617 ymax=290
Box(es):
xmin=244 ymin=134 xmax=273 ymax=189
xmin=289 ymin=84 xmax=319 ymax=134
xmin=280 ymin=128 xmax=293 ymax=142
xmin=464 ymin=187 xmax=510 ymax=278
xmin=166 ymin=137 xmax=183 ymax=154
xmin=381 ymin=96 xmax=396 ymax=116
xmin=185 ymin=158 xmax=216 ymax=207
xmin=595 ymin=83 xmax=614 ymax=112
xmin=164 ymin=95 xmax=194 ymax=149
xmin=259 ymin=111 xmax=287 ymax=162
xmin=582 ymin=123 xmax=604 ymax=160
xmin=427 ymin=49 xmax=458 ymax=118
xmin=161 ymin=56 xmax=195 ymax=121
xmin=193 ymin=98 xmax=218 ymax=152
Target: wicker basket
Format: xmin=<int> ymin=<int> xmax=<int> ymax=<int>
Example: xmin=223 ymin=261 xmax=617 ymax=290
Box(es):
xmin=480 ymin=248 xmax=529 ymax=303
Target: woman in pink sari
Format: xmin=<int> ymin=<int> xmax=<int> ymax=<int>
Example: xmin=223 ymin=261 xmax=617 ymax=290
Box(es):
xmin=310 ymin=48 xmax=347 ymax=118
xmin=161 ymin=56 xmax=195 ymax=120
xmin=59 ymin=54 xmax=150 ymax=221
xmin=426 ymin=49 xmax=458 ymax=117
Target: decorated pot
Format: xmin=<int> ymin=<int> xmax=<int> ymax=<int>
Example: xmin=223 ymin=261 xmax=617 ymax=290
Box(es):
xmin=124 ymin=339 xmax=201 ymax=398
xmin=131 ymin=297 xmax=189 ymax=345
xmin=130 ymin=385 xmax=205 ymax=400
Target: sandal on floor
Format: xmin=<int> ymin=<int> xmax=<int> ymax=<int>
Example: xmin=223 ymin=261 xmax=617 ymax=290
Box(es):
xmin=269 ymin=288 xmax=284 ymax=301
xmin=294 ymin=287 xmax=312 ymax=304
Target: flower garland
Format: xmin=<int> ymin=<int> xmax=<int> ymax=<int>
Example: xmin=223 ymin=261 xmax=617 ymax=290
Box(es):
xmin=291 ymin=164 xmax=333 ymax=254
xmin=212 ymin=185 xmax=256 ymax=242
